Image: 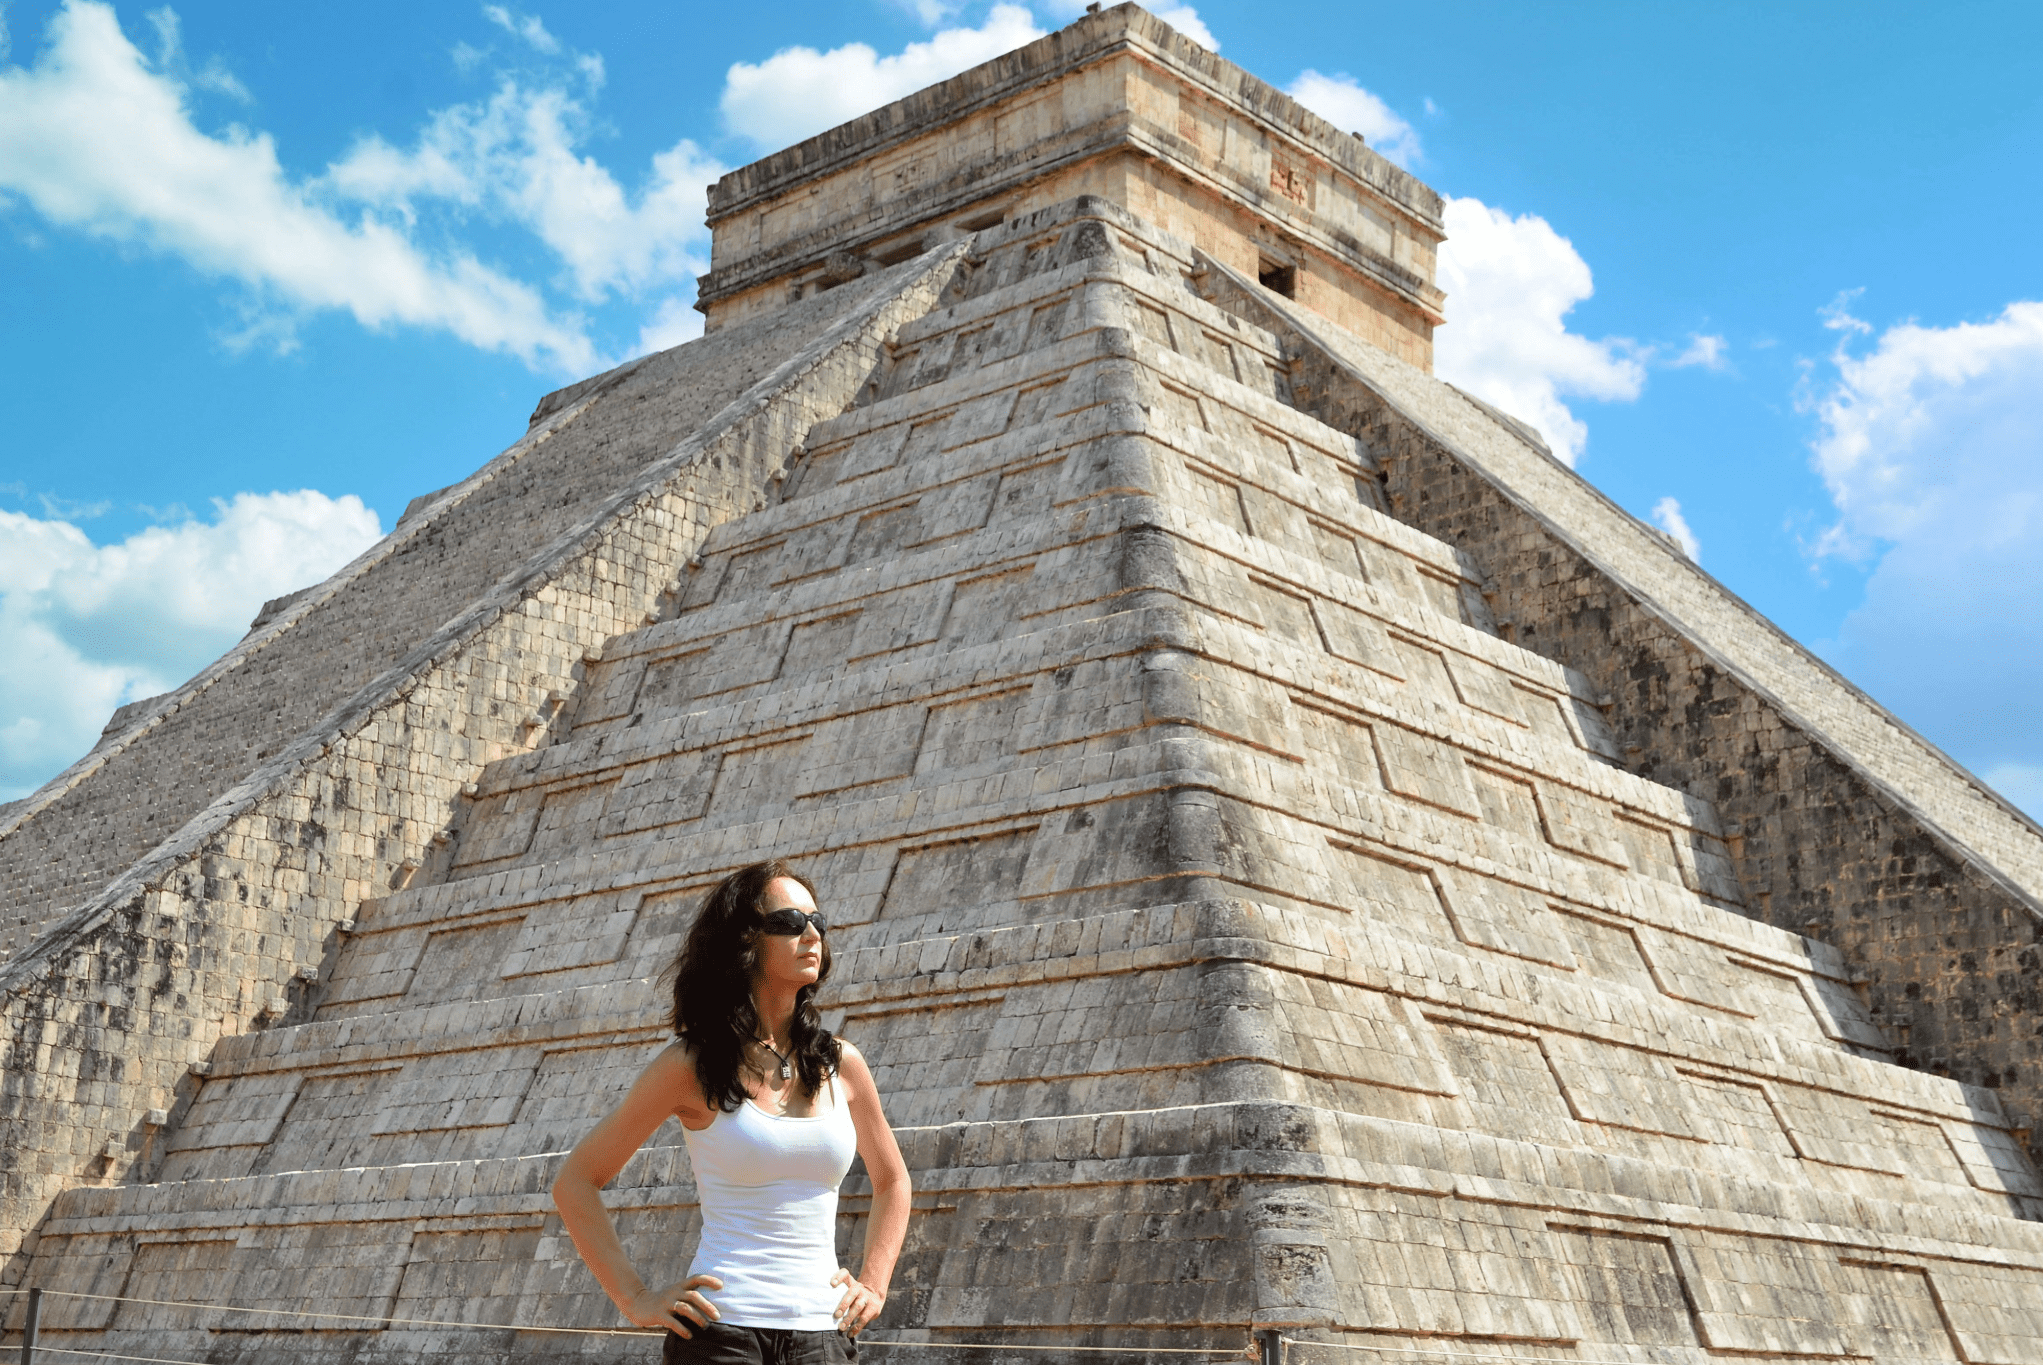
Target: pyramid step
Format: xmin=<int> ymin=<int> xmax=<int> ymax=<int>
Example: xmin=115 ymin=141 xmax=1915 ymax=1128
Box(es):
xmin=150 ymin=897 xmax=1975 ymax=1203
xmin=581 ymin=390 xmax=1501 ymax=745
xmin=564 ymin=501 xmax=1135 ymax=745
xmin=434 ymin=463 xmax=1621 ymax=881
xmin=314 ymin=590 xmax=1768 ymax=1032
xmin=33 ymin=1107 xmax=2039 ymax=1360
xmin=319 ymin=738 xmax=1202 ymax=1017
xmin=0 ymin=251 xmax=943 ymax=943
xmin=14 ymin=17 xmax=2043 ymax=1357
xmin=63 ymin=1101 xmax=2043 ymax=1253
xmin=151 ymin=977 xmax=663 ymax=1183
xmin=424 ymin=587 xmax=1659 ymax=906
xmin=570 ymin=488 xmax=1587 ymax=769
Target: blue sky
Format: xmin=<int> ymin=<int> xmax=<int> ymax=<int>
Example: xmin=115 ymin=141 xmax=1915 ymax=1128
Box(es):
xmin=2 ymin=0 xmax=2040 ymax=818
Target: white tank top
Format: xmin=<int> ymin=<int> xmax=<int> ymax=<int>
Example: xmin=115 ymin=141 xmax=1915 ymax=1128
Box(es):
xmin=681 ymin=1081 xmax=858 ymax=1330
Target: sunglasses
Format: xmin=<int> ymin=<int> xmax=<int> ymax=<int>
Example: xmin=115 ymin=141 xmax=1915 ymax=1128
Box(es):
xmin=758 ymin=908 xmax=829 ymax=936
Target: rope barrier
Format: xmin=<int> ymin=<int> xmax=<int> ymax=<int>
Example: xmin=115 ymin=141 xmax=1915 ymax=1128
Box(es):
xmin=30 ymin=1281 xmax=1955 ymax=1365
xmin=10 ymin=1342 xmax=1250 ymax=1365
xmin=1286 ymin=1347 xmax=1960 ymax=1365
xmin=26 ymin=1347 xmax=220 ymax=1365
xmin=862 ymin=1343 xmax=1247 ymax=1356
xmin=5 ymin=1286 xmax=1242 ymax=1356
xmin=17 ymin=1288 xmax=657 ymax=1336
xmin=0 ymin=1286 xmax=1960 ymax=1365
xmin=11 ymin=1339 xmax=1973 ymax=1365
xmin=1281 ymin=1339 xmax=1704 ymax=1365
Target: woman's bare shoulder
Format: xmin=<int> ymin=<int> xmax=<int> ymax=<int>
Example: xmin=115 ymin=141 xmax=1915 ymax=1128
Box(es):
xmin=834 ymin=1038 xmax=876 ymax=1086
xmin=636 ymin=1039 xmax=720 ymax=1126
xmin=638 ymin=1040 xmax=704 ymax=1095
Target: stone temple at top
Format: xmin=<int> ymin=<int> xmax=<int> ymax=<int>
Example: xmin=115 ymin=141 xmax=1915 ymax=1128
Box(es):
xmin=4 ymin=6 xmax=2040 ymax=1362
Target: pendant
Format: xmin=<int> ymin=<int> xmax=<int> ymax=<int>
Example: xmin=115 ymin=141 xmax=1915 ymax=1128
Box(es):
xmin=779 ymin=1062 xmax=792 ymax=1080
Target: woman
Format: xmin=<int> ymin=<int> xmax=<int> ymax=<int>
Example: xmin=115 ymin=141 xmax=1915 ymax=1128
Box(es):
xmin=554 ymin=860 xmax=910 ymax=1363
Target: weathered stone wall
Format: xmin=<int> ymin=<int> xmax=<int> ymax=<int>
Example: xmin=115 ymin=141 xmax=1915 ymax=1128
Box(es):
xmin=0 ymin=245 xmax=970 ymax=1266
xmin=9 ymin=200 xmax=2039 ymax=1365
xmin=1379 ymin=439 xmax=2043 ymax=1127
xmin=697 ymin=5 xmax=1443 ymax=367
xmin=5 ymin=13 xmax=2042 ymax=1360
xmin=0 ymin=265 xmax=954 ymax=948
xmin=1199 ymin=260 xmax=2043 ymax=1162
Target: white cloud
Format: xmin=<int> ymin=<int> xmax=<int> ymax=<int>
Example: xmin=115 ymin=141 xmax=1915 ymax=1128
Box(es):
xmin=1148 ymin=5 xmax=1219 ymax=49
xmin=140 ymin=6 xmax=247 ymax=104
xmin=1651 ymin=496 xmax=1701 ymax=561
xmin=1040 ymin=0 xmax=1216 ymax=46
xmin=896 ymin=0 xmax=962 ymax=25
xmin=1282 ymin=76 xmax=1659 ymax=467
xmin=720 ymin=5 xmax=1045 ymax=149
xmin=1810 ymin=298 xmax=2043 ymax=558
xmin=190 ymin=57 xmax=250 ymax=103
xmin=636 ymin=294 xmax=704 ymax=356
xmin=38 ymin=493 xmax=111 ymax=521
xmin=1433 ymin=196 xmax=1646 ymax=466
xmin=0 ymin=1 xmax=596 ymax=372
xmin=483 ymin=5 xmax=560 ymax=56
xmin=1820 ymin=288 xmax=1873 ymax=339
xmin=1806 ymin=298 xmax=2043 ymax=792
xmin=140 ymin=5 xmax=249 ymax=103
xmin=1286 ymin=70 xmax=1420 ymax=167
xmin=0 ymin=492 xmax=382 ymax=801
xmin=327 ymin=83 xmax=725 ymax=304
xmin=1671 ymin=332 xmax=1729 ymax=370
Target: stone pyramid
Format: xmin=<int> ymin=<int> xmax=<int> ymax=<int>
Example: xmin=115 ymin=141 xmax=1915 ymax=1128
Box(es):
xmin=6 ymin=7 xmax=2043 ymax=1363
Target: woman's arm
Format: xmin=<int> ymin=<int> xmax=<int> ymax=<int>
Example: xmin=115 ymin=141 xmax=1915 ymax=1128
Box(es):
xmin=830 ymin=1041 xmax=912 ymax=1336
xmin=552 ymin=1042 xmax=722 ymax=1335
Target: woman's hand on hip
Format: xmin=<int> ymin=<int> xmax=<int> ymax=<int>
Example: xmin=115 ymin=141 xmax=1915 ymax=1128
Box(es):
xmin=627 ymin=1275 xmax=723 ymax=1336
xmin=830 ymin=1269 xmax=886 ymax=1336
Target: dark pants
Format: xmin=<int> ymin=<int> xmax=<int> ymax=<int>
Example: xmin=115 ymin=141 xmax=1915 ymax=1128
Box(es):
xmin=663 ymin=1322 xmax=859 ymax=1365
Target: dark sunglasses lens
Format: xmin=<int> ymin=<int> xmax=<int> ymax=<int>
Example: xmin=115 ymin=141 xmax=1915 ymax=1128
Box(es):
xmin=760 ymin=909 xmax=825 ymax=935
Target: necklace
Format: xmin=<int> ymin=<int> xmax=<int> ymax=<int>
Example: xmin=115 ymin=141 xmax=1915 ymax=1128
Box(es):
xmin=753 ymin=1036 xmax=793 ymax=1081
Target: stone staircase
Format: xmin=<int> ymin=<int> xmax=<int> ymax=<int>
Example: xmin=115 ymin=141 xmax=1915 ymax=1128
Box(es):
xmin=10 ymin=200 xmax=2043 ymax=1364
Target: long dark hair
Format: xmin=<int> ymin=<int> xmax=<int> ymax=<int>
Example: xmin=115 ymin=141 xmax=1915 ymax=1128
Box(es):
xmin=669 ymin=860 xmax=840 ymax=1111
